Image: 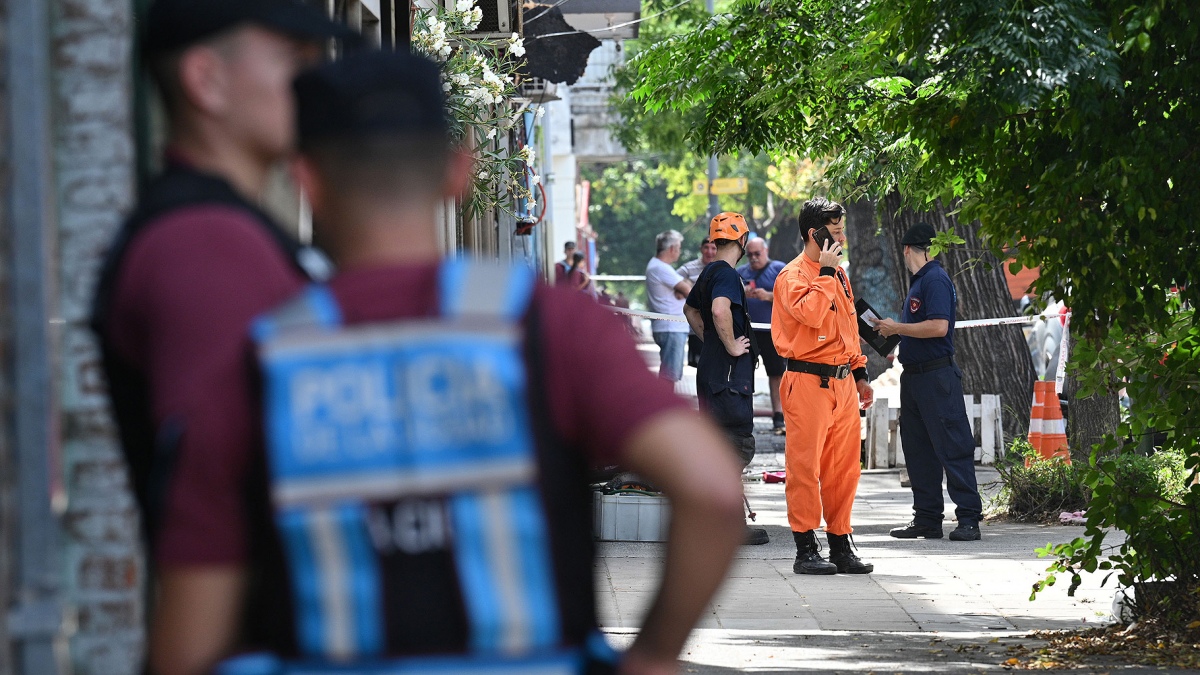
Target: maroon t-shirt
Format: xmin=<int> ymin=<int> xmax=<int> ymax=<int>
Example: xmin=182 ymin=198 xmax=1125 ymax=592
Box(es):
xmin=143 ymin=261 xmax=685 ymax=567
xmin=106 ymin=204 xmax=309 ymax=567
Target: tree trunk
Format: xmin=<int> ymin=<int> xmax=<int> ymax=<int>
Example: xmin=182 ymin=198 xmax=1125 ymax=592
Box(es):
xmin=1062 ymin=332 xmax=1122 ymax=463
xmin=880 ymin=193 xmax=1035 ymax=444
xmin=765 ymin=203 xmax=802 ymax=266
xmin=844 ymin=197 xmax=902 ymax=379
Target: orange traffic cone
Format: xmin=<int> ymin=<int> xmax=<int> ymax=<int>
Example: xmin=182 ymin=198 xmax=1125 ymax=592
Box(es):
xmin=1027 ymin=380 xmax=1070 ymax=464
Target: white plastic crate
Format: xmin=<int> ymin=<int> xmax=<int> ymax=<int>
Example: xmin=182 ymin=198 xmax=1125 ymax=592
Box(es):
xmin=593 ymin=492 xmax=671 ymax=542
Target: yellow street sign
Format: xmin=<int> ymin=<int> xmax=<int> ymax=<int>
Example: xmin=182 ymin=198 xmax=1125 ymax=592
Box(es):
xmin=691 ymin=177 xmax=749 ymax=195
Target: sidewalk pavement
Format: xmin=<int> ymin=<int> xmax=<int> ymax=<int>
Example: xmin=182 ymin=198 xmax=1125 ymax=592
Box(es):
xmin=596 ymin=421 xmax=1123 ymax=672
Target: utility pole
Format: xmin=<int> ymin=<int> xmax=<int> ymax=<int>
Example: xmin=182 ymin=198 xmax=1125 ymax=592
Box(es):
xmin=8 ymin=0 xmax=64 ymax=671
xmin=705 ymin=0 xmax=720 ymax=220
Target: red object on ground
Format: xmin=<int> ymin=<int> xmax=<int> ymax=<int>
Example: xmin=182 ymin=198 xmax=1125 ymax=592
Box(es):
xmin=763 ymin=471 xmax=786 ymax=484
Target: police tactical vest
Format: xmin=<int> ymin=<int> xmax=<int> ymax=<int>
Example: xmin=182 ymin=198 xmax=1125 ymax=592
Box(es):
xmin=221 ymin=259 xmax=615 ymax=675
xmin=89 ymin=163 xmax=331 ymax=546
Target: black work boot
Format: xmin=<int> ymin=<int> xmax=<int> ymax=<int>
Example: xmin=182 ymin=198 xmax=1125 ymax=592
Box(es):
xmin=792 ymin=530 xmax=838 ymax=575
xmin=827 ymin=532 xmax=874 ymax=574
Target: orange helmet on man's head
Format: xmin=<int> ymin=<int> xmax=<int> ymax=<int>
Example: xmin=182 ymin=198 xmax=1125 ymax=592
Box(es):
xmin=709 ymin=212 xmax=749 ymax=242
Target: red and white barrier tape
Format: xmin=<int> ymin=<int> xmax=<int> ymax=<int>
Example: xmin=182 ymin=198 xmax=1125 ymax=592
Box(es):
xmin=606 ymin=305 xmax=1069 ymax=332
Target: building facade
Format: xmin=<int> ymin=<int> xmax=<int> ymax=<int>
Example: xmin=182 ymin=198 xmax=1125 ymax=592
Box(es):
xmin=1 ymin=1 xmax=545 ymax=674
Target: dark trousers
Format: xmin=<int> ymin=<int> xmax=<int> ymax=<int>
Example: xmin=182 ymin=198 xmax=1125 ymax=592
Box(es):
xmin=899 ymin=364 xmax=983 ymax=525
xmin=687 ymin=334 xmax=703 ymax=368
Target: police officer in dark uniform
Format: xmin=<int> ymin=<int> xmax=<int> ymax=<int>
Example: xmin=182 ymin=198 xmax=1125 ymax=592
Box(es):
xmin=140 ymin=49 xmax=745 ymax=675
xmin=874 ymin=222 xmax=983 ymax=541
xmin=684 ymin=212 xmax=770 ymax=545
xmin=91 ymin=0 xmax=353 ymax=546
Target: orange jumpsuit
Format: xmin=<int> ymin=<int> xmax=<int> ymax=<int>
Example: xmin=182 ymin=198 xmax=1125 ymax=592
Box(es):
xmin=771 ymin=255 xmax=867 ymax=536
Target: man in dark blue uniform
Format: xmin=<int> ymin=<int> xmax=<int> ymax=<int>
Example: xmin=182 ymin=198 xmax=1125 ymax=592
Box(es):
xmin=737 ymin=237 xmax=788 ymax=434
xmin=874 ymin=222 xmax=983 ymax=541
xmin=684 ymin=212 xmax=770 ymax=545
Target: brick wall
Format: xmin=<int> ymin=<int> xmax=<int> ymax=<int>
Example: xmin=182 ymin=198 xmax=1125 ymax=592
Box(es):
xmin=50 ymin=0 xmax=142 ymax=672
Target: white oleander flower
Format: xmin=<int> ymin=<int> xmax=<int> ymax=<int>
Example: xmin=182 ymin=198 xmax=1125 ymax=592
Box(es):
xmin=531 ymin=174 xmax=541 ymax=185
xmin=443 ymin=81 xmax=452 ymax=92
xmin=535 ymin=106 xmax=545 ymax=119
xmin=528 ymin=199 xmax=537 ymax=209
xmin=456 ymin=0 xmax=473 ymax=12
xmin=518 ymin=145 xmax=536 ymax=164
xmin=507 ymin=33 xmax=526 ymax=57
xmin=486 ymin=128 xmax=497 ymax=140
xmin=478 ymin=171 xmax=490 ymax=180
xmin=467 ymin=7 xmax=483 ymax=29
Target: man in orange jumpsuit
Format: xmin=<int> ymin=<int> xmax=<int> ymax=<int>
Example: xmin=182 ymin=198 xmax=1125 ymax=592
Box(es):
xmin=772 ymin=197 xmax=875 ymax=575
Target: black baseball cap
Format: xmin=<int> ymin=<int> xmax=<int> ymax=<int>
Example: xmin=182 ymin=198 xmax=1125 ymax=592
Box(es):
xmin=142 ymin=0 xmax=356 ymax=58
xmin=900 ymin=222 xmax=936 ymax=247
xmin=294 ymin=49 xmax=449 ymax=145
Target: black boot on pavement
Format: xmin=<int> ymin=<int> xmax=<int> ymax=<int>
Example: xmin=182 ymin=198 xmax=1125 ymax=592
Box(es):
xmin=827 ymin=532 xmax=874 ymax=574
xmin=889 ymin=520 xmax=943 ymax=539
xmin=772 ymin=411 xmax=786 ymax=435
xmin=949 ymin=521 xmax=981 ymax=541
xmin=792 ymin=530 xmax=838 ymax=575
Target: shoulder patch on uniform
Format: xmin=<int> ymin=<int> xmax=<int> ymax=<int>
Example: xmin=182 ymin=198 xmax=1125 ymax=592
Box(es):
xmin=909 ymin=297 xmax=922 ymax=313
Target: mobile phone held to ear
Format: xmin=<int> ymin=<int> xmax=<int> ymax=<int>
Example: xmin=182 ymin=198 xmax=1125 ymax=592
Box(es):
xmin=812 ymin=226 xmax=840 ymax=255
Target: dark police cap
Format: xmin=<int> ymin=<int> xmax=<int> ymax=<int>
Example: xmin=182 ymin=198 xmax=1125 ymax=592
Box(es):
xmin=294 ymin=50 xmax=449 ymax=144
xmin=142 ymin=0 xmax=355 ymax=58
xmin=900 ymin=222 xmax=936 ymax=247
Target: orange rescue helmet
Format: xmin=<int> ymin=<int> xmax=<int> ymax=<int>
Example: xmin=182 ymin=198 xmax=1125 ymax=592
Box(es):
xmin=709 ymin=212 xmax=749 ymax=242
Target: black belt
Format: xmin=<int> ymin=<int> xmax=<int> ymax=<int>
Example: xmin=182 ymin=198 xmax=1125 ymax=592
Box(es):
xmin=903 ymin=356 xmax=954 ymax=373
xmin=786 ymin=359 xmax=851 ymax=388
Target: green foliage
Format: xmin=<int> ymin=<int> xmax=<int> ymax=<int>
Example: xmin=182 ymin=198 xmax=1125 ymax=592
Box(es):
xmin=927 ymin=227 xmax=966 ymax=258
xmin=610 ymin=0 xmax=713 ymax=165
xmin=411 ymin=8 xmax=533 ymax=218
xmin=1033 ymin=444 xmax=1199 ymax=625
xmin=993 ymin=439 xmax=1089 ymax=522
xmin=583 ymin=162 xmax=690 ymax=284
xmin=1034 ymin=306 xmax=1200 ymax=625
xmin=631 ymin=0 xmax=1199 ymax=337
xmin=632 ymin=0 xmax=1200 ymax=619
xmin=603 ymin=0 xmax=812 ymax=242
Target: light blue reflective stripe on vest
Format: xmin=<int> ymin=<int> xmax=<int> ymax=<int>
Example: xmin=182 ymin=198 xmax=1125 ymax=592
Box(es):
xmin=450 ymin=486 xmax=560 ymax=654
xmin=437 ymin=260 xmax=560 ymax=654
xmin=438 ymin=258 xmax=536 ymax=321
xmin=252 ymin=259 xmax=560 ymax=662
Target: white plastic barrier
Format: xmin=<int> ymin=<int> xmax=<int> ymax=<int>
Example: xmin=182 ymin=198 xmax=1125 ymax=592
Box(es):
xmin=863 ymin=394 xmax=1003 ymax=468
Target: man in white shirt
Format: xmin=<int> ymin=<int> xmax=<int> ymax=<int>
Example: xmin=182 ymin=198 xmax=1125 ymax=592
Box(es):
xmin=677 ymin=238 xmax=717 ymax=367
xmin=677 ymin=238 xmax=717 ymax=283
xmin=646 ymin=230 xmax=693 ymax=381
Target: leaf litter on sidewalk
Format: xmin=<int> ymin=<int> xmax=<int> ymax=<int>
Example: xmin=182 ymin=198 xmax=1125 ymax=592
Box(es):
xmin=1000 ymin=620 xmax=1200 ymax=669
